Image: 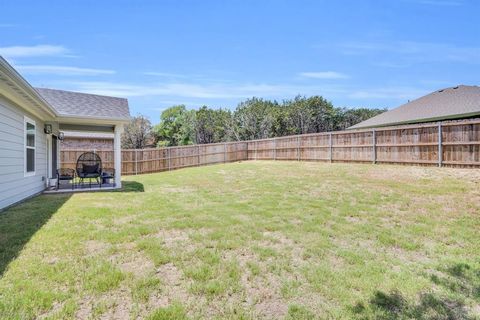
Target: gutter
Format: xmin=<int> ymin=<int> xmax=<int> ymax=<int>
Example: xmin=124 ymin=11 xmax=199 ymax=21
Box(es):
xmin=0 ymin=56 xmax=58 ymax=118
xmin=57 ymin=114 xmax=131 ymax=125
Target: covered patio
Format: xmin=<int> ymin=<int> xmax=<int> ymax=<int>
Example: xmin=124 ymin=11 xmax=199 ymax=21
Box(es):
xmin=43 ymin=123 xmax=123 ymax=193
xmin=35 ymin=88 xmax=129 ymax=193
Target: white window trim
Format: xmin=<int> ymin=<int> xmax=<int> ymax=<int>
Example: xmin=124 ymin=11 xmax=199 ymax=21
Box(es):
xmin=24 ymin=116 xmax=36 ymax=177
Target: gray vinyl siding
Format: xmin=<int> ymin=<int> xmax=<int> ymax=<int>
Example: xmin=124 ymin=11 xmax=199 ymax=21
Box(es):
xmin=0 ymin=95 xmax=47 ymax=209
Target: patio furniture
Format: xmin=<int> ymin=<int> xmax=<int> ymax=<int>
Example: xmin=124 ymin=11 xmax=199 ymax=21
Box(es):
xmin=56 ymin=168 xmax=75 ymax=190
xmin=76 ymin=152 xmax=102 ymax=188
xmin=101 ymin=168 xmax=115 ymax=186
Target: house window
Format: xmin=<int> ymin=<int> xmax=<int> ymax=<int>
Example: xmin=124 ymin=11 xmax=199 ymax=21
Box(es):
xmin=25 ymin=117 xmax=36 ymax=176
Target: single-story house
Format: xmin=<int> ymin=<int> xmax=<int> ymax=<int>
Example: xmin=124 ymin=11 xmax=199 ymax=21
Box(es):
xmin=350 ymin=85 xmax=480 ymax=129
xmin=0 ymin=56 xmax=130 ymax=210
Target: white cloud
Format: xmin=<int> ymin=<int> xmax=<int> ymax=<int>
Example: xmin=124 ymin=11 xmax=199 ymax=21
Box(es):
xmin=338 ymin=41 xmax=480 ymax=64
xmin=67 ymin=82 xmax=276 ymax=98
xmin=299 ymin=71 xmax=350 ymax=79
xmin=63 ymin=80 xmax=428 ymax=103
xmin=15 ymin=65 xmax=115 ymax=76
xmin=49 ymin=78 xmax=432 ymax=109
xmin=0 ymin=45 xmax=69 ymax=58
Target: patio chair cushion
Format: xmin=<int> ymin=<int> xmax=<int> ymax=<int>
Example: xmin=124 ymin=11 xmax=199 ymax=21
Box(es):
xmin=82 ymin=164 xmax=99 ymax=174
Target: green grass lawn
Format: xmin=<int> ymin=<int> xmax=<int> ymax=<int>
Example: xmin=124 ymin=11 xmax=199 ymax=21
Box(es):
xmin=0 ymin=161 xmax=479 ymax=319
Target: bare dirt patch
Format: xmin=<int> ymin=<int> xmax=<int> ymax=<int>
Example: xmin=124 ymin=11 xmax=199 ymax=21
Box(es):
xmin=84 ymin=240 xmax=110 ymax=256
xmin=149 ymin=263 xmax=193 ymax=311
xmin=98 ymin=288 xmax=133 ymax=320
xmin=116 ymin=252 xmax=154 ymax=276
xmin=75 ymin=296 xmax=94 ymax=320
xmin=243 ymin=272 xmax=288 ymax=318
xmin=155 ymin=228 xmax=190 ymax=248
xmin=260 ymin=231 xmax=307 ymax=267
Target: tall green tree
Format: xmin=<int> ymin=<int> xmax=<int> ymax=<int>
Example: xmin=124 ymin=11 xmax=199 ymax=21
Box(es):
xmin=334 ymin=107 xmax=386 ymax=130
xmin=194 ymin=106 xmax=231 ymax=144
xmin=122 ymin=115 xmax=153 ymax=149
xmin=154 ymin=105 xmax=195 ymax=146
xmin=153 ymin=97 xmax=386 ymax=146
xmin=232 ymin=98 xmax=281 ymax=140
xmin=283 ymin=96 xmax=335 ymax=134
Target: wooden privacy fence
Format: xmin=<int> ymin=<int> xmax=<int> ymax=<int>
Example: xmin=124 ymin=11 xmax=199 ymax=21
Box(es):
xmin=120 ymin=142 xmax=248 ymax=175
xmin=60 ymin=118 xmax=480 ymax=174
xmin=60 ymin=142 xmax=249 ymax=175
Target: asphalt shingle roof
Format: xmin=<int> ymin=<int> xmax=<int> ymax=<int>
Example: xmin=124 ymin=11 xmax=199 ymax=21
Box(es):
xmin=35 ymin=87 xmax=130 ymax=120
xmin=350 ymin=85 xmax=480 ymax=129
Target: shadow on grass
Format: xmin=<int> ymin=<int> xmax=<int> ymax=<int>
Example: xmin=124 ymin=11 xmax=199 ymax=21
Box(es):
xmin=119 ymin=180 xmax=145 ymax=192
xmin=0 ymin=194 xmax=71 ymax=277
xmin=351 ymin=262 xmax=480 ymax=319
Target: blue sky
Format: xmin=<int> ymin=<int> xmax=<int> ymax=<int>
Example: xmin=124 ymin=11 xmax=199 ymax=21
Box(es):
xmin=1 ymin=0 xmax=479 ymax=123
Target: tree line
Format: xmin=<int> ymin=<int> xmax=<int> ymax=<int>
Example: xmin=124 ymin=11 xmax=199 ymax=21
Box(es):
xmin=122 ymin=95 xmax=385 ymax=148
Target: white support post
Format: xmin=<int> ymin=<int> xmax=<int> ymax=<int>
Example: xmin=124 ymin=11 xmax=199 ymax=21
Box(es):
xmin=329 ymin=133 xmax=333 ymax=163
xmin=438 ymin=122 xmax=442 ymax=167
xmin=114 ymin=125 xmax=123 ymax=188
xmin=372 ymin=129 xmax=377 ymax=164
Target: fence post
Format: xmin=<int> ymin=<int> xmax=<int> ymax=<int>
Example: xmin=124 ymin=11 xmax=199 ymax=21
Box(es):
xmin=167 ymin=148 xmax=171 ymax=171
xmin=135 ymin=149 xmax=138 ymax=175
xmin=224 ymin=143 xmax=227 ymax=163
xmin=273 ymin=138 xmax=276 ymax=160
xmin=297 ymin=136 xmax=300 ymax=161
xmin=329 ymin=133 xmax=333 ymax=163
xmin=197 ymin=145 xmax=200 ymax=166
xmin=255 ymin=141 xmax=258 ymax=160
xmin=372 ymin=129 xmax=377 ymax=164
xmin=438 ymin=122 xmax=442 ymax=167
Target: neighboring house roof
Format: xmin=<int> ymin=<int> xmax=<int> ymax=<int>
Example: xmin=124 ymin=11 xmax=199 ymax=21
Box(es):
xmin=63 ymin=131 xmax=114 ymax=139
xmin=35 ymin=87 xmax=130 ymax=121
xmin=350 ymin=85 xmax=480 ymax=129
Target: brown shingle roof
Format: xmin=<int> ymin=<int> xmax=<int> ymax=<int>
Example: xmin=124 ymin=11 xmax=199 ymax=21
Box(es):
xmin=35 ymin=87 xmax=130 ymax=120
xmin=349 ymin=85 xmax=480 ymax=129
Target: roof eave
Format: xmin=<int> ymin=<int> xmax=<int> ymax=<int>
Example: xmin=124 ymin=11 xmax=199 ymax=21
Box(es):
xmin=348 ymin=111 xmax=480 ymax=129
xmin=0 ymin=56 xmax=58 ymax=119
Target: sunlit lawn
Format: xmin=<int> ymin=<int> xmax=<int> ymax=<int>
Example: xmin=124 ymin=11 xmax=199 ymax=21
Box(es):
xmin=0 ymin=161 xmax=479 ymax=319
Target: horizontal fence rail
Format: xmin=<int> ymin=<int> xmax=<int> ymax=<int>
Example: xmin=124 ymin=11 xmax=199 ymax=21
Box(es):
xmin=60 ymin=119 xmax=480 ymax=174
